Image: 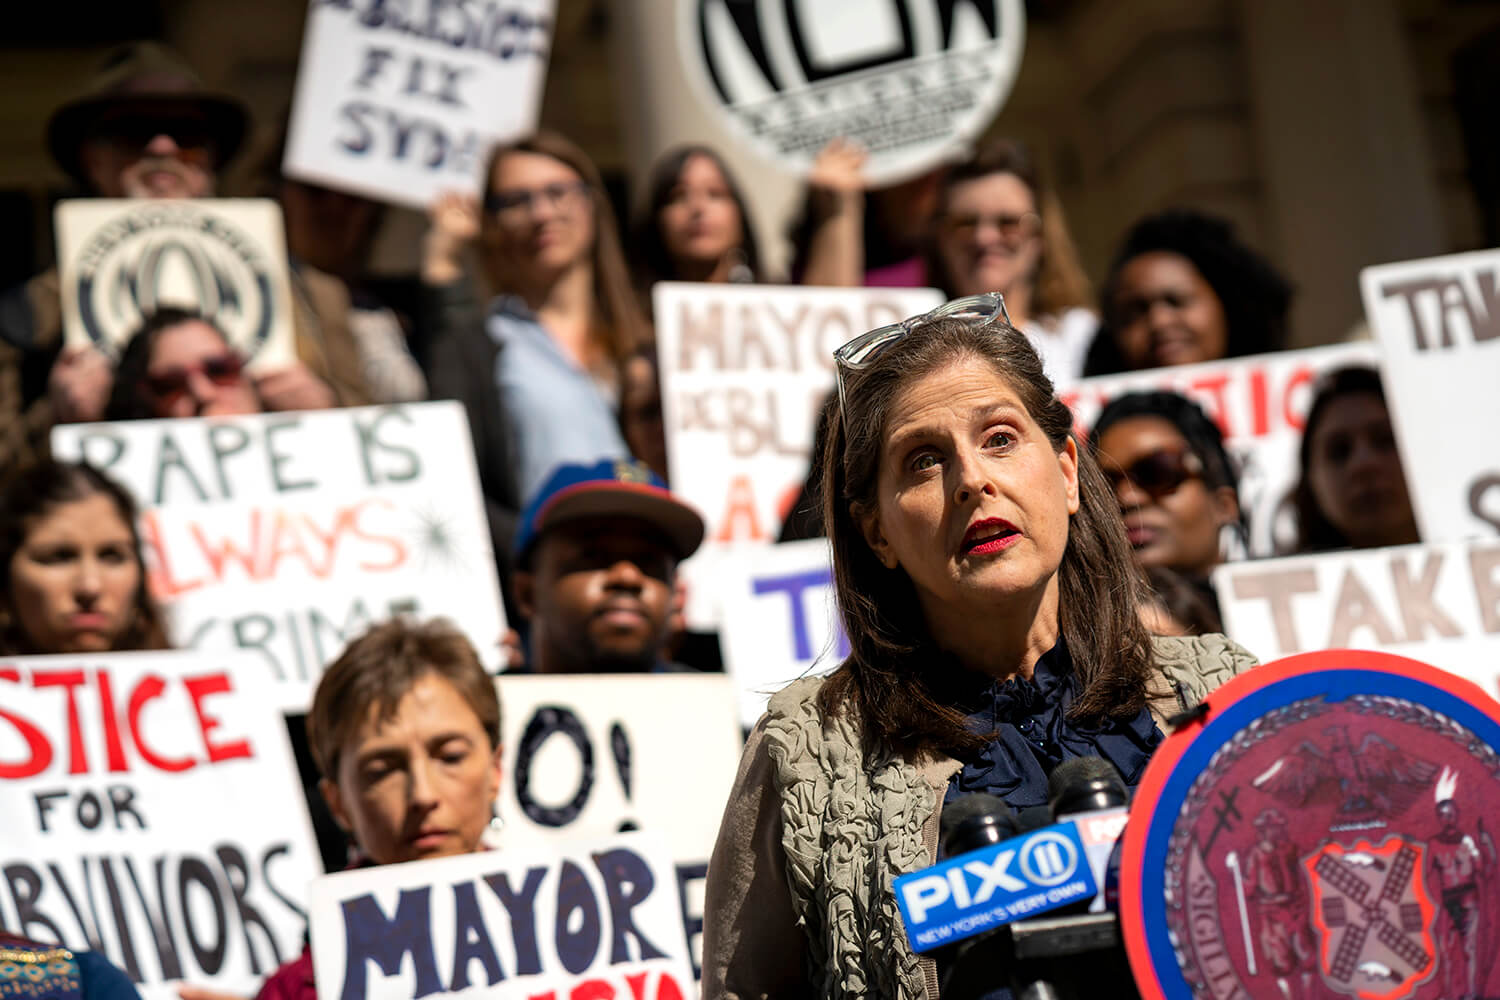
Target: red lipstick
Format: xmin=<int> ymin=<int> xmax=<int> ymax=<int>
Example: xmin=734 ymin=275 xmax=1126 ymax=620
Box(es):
xmin=961 ymin=518 xmax=1021 ymax=555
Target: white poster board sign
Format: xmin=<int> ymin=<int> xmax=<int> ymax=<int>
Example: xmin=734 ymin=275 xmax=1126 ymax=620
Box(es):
xmin=1062 ymin=342 xmax=1382 ymax=557
xmin=1360 ymin=248 xmax=1500 ymax=543
xmin=654 ymin=281 xmax=943 ymax=626
xmin=52 ymin=402 xmax=506 ymax=711
xmin=283 ymin=0 xmax=556 ymax=208
xmin=55 ymin=199 xmax=296 ymax=367
xmin=0 ymin=650 xmax=322 ymax=1000
xmin=677 ymin=0 xmax=1027 ymax=185
xmin=494 ymin=673 xmax=741 ymax=977
xmin=1214 ymin=540 xmax=1500 ymax=699
xmin=717 ymin=539 xmax=843 ymax=728
xmin=308 ymin=834 xmax=694 ymax=1000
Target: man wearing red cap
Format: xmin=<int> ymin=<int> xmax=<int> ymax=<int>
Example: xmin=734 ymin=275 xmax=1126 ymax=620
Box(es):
xmin=0 ymin=43 xmax=370 ymax=472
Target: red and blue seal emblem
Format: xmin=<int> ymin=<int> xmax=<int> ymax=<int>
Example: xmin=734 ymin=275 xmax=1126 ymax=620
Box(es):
xmin=1121 ymin=650 xmax=1500 ymax=1000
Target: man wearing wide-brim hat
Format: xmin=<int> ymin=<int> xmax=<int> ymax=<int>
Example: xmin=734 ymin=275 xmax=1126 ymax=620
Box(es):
xmin=0 ymin=43 xmax=371 ymax=472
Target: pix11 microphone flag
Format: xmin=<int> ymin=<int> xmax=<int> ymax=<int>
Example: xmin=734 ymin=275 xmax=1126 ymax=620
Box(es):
xmin=1120 ymin=649 xmax=1500 ymax=1000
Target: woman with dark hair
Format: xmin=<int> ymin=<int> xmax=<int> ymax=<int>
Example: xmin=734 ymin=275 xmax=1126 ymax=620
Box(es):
xmin=702 ymin=296 xmax=1256 ymax=998
xmin=632 ymin=145 xmax=761 ymax=292
xmin=1292 ymin=366 xmax=1418 ymax=553
xmin=1 ymin=461 xmax=169 ymax=655
xmin=1086 ymin=209 xmax=1293 ymax=376
xmin=422 ymin=131 xmax=650 ymax=544
xmin=1090 ymin=390 xmax=1244 ymax=578
xmin=105 ymin=307 xmax=263 ymax=420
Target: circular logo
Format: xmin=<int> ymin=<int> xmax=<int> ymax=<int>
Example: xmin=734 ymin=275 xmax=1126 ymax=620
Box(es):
xmin=71 ymin=202 xmax=278 ymax=361
xmin=1121 ymin=651 xmax=1500 ymax=1000
xmin=679 ymin=0 xmax=1027 ymax=185
xmin=1020 ymin=830 xmax=1080 ymax=887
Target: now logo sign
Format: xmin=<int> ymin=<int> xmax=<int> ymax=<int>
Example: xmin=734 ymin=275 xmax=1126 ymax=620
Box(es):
xmin=893 ymin=822 xmax=1096 ymax=952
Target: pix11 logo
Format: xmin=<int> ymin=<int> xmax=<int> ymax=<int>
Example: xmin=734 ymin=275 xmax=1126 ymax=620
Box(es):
xmin=895 ymin=821 xmax=1095 ymax=952
xmin=679 ymin=0 xmax=1026 ymax=184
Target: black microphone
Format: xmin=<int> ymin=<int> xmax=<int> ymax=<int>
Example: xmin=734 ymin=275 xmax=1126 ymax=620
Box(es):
xmin=941 ymin=793 xmax=1021 ymax=856
xmin=1047 ymin=756 xmax=1129 ymax=816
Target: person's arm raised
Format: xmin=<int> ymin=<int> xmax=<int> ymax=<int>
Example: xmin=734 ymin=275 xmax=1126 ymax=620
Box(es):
xmin=798 ymin=138 xmax=868 ymax=288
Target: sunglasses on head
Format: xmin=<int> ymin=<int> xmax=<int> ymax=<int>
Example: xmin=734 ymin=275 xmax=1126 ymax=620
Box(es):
xmin=144 ymin=353 xmax=245 ymax=404
xmin=1101 ymin=448 xmax=1205 ymax=500
xmin=831 ymin=292 xmax=1012 ymax=412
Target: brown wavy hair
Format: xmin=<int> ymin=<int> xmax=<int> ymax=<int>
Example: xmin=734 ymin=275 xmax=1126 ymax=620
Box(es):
xmin=0 ymin=461 xmax=170 ymax=654
xmin=926 ymin=139 xmax=1092 ymax=317
xmin=479 ymin=130 xmax=650 ymax=366
xmin=817 ymin=316 xmax=1154 ymax=758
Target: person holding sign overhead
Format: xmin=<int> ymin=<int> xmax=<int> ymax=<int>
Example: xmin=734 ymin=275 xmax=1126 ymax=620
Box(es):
xmin=254 ymin=617 xmax=503 ymax=1000
xmin=702 ymin=295 xmax=1256 ymax=998
xmin=0 ymin=44 xmax=370 ymax=475
xmin=0 ymin=461 xmax=169 ymax=655
xmin=422 ymin=131 xmax=649 ymax=552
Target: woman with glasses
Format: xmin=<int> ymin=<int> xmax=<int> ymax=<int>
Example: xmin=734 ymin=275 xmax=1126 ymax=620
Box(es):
xmin=422 ymin=131 xmax=649 ymax=550
xmin=104 ymin=307 xmax=263 ymax=420
xmin=702 ymin=296 xmax=1255 ymax=999
xmin=1 ymin=460 xmax=169 ymax=656
xmin=924 ymin=140 xmax=1097 ymax=384
xmin=1292 ymin=366 xmax=1418 ymax=553
xmin=1090 ymin=391 xmax=1244 ymax=631
xmin=1085 ymin=209 xmax=1293 ymax=376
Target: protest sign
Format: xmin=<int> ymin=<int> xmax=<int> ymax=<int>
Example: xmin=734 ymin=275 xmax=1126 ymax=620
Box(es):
xmin=494 ymin=674 xmax=741 ymax=976
xmin=0 ymin=650 xmax=322 ymax=1000
xmin=309 ymin=833 xmax=694 ymax=1000
xmin=1360 ymin=248 xmax=1500 ymax=543
xmin=654 ymin=281 xmax=943 ymax=626
xmin=677 ymin=0 xmax=1027 ymax=185
xmin=1062 ymin=342 xmax=1381 ymax=557
xmin=283 ymin=0 xmax=555 ymax=208
xmin=1214 ymin=539 xmax=1500 ymax=698
xmin=55 ymin=199 xmax=296 ymax=367
xmin=717 ymin=539 xmax=843 ymax=728
xmin=52 ymin=403 xmax=506 ymax=710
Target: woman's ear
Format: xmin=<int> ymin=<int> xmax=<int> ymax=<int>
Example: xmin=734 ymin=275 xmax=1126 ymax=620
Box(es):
xmin=1060 ymin=437 xmax=1081 ymax=515
xmin=319 ymin=777 xmax=352 ymax=834
xmin=1210 ymin=485 xmax=1241 ymax=528
xmin=855 ymin=504 xmax=899 ymax=569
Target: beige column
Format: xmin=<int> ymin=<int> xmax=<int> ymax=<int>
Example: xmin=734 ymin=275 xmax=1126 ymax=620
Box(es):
xmin=1238 ymin=0 xmax=1446 ymax=347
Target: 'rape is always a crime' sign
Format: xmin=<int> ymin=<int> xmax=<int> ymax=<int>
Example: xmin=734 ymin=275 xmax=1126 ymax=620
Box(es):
xmin=51 ymin=402 xmax=506 ymax=709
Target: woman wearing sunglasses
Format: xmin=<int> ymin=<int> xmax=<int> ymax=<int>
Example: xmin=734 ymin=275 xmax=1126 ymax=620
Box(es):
xmin=1089 ymin=391 xmax=1244 ymax=631
xmin=702 ymin=295 xmax=1255 ymax=999
xmin=104 ymin=307 xmax=262 ymax=420
xmin=422 ymin=131 xmax=649 ymax=548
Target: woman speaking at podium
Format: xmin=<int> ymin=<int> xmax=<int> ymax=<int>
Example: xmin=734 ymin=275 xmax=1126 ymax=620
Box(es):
xmin=701 ymin=295 xmax=1256 ymax=999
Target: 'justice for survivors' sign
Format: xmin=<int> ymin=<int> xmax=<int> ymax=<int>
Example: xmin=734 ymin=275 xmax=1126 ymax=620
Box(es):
xmin=0 ymin=651 xmax=322 ymax=1000
xmin=653 ymin=281 xmax=943 ymax=627
xmin=51 ymin=403 xmax=506 ymax=708
xmin=1360 ymin=248 xmax=1500 ymax=544
xmin=283 ymin=0 xmax=556 ymax=208
xmin=308 ymin=834 xmax=695 ymax=1000
xmin=55 ymin=199 xmax=296 ymax=368
xmin=1214 ymin=539 xmax=1500 ymax=699
xmin=1063 ymin=342 xmax=1381 ymax=557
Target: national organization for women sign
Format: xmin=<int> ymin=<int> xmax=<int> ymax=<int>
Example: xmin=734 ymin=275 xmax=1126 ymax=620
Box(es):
xmin=680 ymin=0 xmax=1027 ymax=184
xmin=55 ymin=199 xmax=296 ymax=368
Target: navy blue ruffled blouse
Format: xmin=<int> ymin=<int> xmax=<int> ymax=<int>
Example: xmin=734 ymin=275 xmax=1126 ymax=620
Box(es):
xmin=940 ymin=638 xmax=1163 ymax=812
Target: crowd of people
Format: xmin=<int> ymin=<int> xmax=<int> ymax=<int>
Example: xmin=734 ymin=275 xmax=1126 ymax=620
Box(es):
xmin=0 ymin=38 xmax=1444 ymax=1000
